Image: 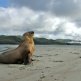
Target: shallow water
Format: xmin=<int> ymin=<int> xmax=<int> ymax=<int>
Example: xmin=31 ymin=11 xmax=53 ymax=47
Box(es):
xmin=0 ymin=44 xmax=81 ymax=53
xmin=0 ymin=44 xmax=18 ymax=53
xmin=0 ymin=44 xmax=81 ymax=51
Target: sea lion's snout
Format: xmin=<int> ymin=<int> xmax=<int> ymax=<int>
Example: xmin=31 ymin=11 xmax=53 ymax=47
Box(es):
xmin=29 ymin=31 xmax=34 ymax=34
xmin=23 ymin=31 xmax=34 ymax=36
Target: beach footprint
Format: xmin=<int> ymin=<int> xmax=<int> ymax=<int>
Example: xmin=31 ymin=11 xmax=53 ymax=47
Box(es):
xmin=38 ymin=71 xmax=46 ymax=81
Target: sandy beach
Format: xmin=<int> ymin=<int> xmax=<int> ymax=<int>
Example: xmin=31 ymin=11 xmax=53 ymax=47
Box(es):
xmin=0 ymin=45 xmax=81 ymax=81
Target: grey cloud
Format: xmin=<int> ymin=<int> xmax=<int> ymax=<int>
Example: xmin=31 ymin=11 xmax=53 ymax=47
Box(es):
xmin=52 ymin=0 xmax=81 ymax=17
xmin=54 ymin=23 xmax=65 ymax=35
xmin=72 ymin=18 xmax=81 ymax=28
xmin=10 ymin=0 xmax=81 ymax=28
xmin=10 ymin=0 xmax=81 ymax=27
xmin=10 ymin=0 xmax=81 ymax=17
xmin=10 ymin=0 xmax=51 ymax=11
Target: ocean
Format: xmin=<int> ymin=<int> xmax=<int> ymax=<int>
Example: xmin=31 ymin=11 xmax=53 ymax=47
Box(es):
xmin=0 ymin=44 xmax=18 ymax=53
xmin=0 ymin=44 xmax=81 ymax=54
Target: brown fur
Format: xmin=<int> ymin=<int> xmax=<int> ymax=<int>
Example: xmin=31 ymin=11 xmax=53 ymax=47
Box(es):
xmin=0 ymin=31 xmax=35 ymax=65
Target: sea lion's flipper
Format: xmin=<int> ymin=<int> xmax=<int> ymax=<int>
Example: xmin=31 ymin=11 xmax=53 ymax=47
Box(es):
xmin=23 ymin=52 xmax=31 ymax=65
xmin=23 ymin=54 xmax=28 ymax=65
xmin=0 ymin=55 xmax=4 ymax=63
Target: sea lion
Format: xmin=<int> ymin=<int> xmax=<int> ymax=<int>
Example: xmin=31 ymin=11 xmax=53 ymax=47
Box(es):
xmin=0 ymin=31 xmax=35 ymax=65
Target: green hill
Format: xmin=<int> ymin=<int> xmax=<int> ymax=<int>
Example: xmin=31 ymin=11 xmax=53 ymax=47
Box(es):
xmin=0 ymin=35 xmax=80 ymax=45
xmin=0 ymin=35 xmax=21 ymax=44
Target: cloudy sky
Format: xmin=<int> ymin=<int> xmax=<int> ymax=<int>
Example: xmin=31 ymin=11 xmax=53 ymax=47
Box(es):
xmin=0 ymin=0 xmax=81 ymax=40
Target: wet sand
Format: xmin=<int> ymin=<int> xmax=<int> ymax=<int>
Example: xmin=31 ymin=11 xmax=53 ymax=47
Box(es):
xmin=0 ymin=45 xmax=81 ymax=81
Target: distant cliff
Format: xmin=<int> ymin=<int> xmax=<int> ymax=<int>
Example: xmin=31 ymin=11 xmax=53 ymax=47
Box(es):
xmin=0 ymin=35 xmax=81 ymax=45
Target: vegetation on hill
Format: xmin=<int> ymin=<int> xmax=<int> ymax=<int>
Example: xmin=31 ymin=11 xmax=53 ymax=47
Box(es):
xmin=0 ymin=35 xmax=80 ymax=45
xmin=0 ymin=35 xmax=21 ymax=44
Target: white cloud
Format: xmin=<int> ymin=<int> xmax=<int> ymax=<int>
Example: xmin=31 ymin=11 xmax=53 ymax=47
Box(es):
xmin=0 ymin=6 xmax=81 ymax=40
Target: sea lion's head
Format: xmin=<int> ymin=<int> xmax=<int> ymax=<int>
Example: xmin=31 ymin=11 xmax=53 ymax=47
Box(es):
xmin=23 ymin=31 xmax=34 ymax=40
xmin=23 ymin=31 xmax=34 ymax=37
